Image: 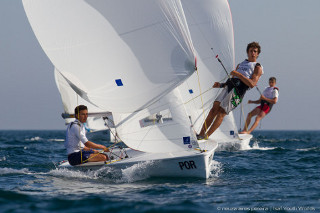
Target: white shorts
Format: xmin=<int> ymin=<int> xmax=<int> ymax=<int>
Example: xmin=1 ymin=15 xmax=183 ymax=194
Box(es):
xmin=215 ymin=86 xmax=243 ymax=114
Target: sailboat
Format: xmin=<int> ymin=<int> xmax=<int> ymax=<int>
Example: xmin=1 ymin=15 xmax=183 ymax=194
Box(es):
xmin=23 ymin=0 xmax=250 ymax=178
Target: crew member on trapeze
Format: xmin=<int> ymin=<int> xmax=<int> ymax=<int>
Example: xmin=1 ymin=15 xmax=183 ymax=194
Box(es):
xmin=65 ymin=105 xmax=109 ymax=165
xmin=197 ymin=42 xmax=263 ymax=140
xmin=240 ymin=77 xmax=279 ymax=134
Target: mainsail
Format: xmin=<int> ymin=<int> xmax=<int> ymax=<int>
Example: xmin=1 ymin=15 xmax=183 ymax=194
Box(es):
xmin=22 ymin=0 xmax=195 ymax=113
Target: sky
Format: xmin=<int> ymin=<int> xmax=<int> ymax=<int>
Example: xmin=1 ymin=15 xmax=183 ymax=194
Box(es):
xmin=0 ymin=0 xmax=319 ymax=130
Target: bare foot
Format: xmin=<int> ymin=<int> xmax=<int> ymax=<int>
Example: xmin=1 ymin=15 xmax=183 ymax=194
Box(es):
xmin=239 ymin=131 xmax=248 ymax=134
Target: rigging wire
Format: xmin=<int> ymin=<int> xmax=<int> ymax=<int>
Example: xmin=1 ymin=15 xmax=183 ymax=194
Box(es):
xmin=103 ymin=116 xmax=129 ymax=159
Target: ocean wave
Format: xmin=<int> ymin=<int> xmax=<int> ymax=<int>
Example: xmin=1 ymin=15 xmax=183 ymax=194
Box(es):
xmin=48 ymin=139 xmax=65 ymax=142
xmin=254 ymin=137 xmax=320 ymax=144
xmin=217 ymin=140 xmax=276 ymax=152
xmin=296 ymin=147 xmax=320 ymax=152
xmin=48 ymin=167 xmax=103 ymax=180
xmin=48 ymin=162 xmax=153 ymax=183
xmin=258 ymin=138 xmax=302 ymax=143
xmin=25 ymin=136 xmax=42 ymax=141
xmin=0 ymin=168 xmax=31 ymax=175
xmin=245 ymin=142 xmax=277 ymax=151
xmin=217 ymin=141 xmax=243 ymax=152
xmin=119 ymin=161 xmax=153 ymax=183
xmin=209 ymin=160 xmax=222 ymax=178
xmin=25 ymin=137 xmax=65 ymax=142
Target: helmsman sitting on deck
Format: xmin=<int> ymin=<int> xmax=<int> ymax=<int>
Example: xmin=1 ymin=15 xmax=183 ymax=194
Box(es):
xmin=65 ymin=105 xmax=109 ymax=166
xmin=240 ymin=77 xmax=279 ymax=134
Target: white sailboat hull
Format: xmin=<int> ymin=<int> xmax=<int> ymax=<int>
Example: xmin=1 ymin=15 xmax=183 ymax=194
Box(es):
xmin=59 ymin=140 xmax=218 ymax=179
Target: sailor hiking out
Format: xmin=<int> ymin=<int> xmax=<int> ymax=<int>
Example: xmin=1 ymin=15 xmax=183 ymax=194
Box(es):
xmin=197 ymin=42 xmax=263 ymax=140
xmin=240 ymin=77 xmax=279 ymax=134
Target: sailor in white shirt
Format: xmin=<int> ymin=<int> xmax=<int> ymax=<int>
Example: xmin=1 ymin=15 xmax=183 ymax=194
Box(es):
xmin=65 ymin=105 xmax=109 ymax=166
xmin=240 ymin=77 xmax=279 ymax=134
xmin=197 ymin=42 xmax=263 ymax=140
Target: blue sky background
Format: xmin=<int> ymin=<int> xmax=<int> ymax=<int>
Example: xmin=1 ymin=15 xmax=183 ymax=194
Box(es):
xmin=0 ymin=0 xmax=319 ymax=130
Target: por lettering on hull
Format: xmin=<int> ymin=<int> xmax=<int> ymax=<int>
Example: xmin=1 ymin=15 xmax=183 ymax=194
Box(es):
xmin=178 ymin=160 xmax=197 ymax=170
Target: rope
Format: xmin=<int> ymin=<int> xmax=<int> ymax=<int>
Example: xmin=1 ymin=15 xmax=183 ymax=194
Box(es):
xmin=103 ymin=117 xmax=129 ymax=160
xmin=184 ymin=86 xmax=213 ymax=105
xmin=256 ymin=85 xmax=262 ymax=95
xmin=81 ymin=150 xmax=105 ymax=164
xmin=195 ymin=64 xmax=209 ymax=139
xmin=241 ymin=102 xmax=248 ymax=132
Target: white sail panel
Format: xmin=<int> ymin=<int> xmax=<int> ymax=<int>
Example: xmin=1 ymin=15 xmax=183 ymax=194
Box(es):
xmin=178 ymin=0 xmax=238 ymax=139
xmin=54 ymin=68 xmax=111 ymax=131
xmin=113 ymin=89 xmax=199 ymax=153
xmin=182 ymin=0 xmax=235 ymax=72
xmin=22 ymin=0 xmax=195 ymax=113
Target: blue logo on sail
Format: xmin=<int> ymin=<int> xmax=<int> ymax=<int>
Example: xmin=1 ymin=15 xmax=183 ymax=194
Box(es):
xmin=115 ymin=79 xmax=123 ymax=86
xmin=183 ymin=136 xmax=191 ymax=144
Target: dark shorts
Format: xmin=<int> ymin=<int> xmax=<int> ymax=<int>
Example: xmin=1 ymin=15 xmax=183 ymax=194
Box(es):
xmin=68 ymin=150 xmax=94 ymax=166
xmin=257 ymin=103 xmax=270 ymax=114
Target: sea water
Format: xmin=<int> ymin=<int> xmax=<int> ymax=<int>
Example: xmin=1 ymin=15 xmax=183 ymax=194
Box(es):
xmin=0 ymin=130 xmax=319 ymax=212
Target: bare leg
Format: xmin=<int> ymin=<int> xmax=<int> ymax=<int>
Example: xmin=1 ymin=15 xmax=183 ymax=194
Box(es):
xmin=87 ymin=153 xmax=107 ymax=162
xmin=199 ymin=101 xmax=220 ymax=136
xmin=240 ymin=108 xmax=260 ymax=133
xmin=206 ymin=107 xmax=227 ymax=137
xmin=247 ymin=111 xmax=266 ymax=134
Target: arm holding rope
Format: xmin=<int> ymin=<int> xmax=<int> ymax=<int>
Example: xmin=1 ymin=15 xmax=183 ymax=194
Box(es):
xmin=84 ymin=141 xmax=109 ymax=153
xmin=261 ymin=95 xmax=278 ymax=105
xmin=212 ymin=82 xmax=226 ymax=88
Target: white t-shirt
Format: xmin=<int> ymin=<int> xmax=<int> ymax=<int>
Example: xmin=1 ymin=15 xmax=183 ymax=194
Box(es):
xmin=262 ymin=86 xmax=279 ymax=99
xmin=236 ymin=59 xmax=264 ymax=79
xmin=64 ymin=119 xmax=89 ymax=155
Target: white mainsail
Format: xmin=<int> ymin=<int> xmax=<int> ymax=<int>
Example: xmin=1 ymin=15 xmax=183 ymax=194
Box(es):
xmin=22 ymin=0 xmax=195 ymax=113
